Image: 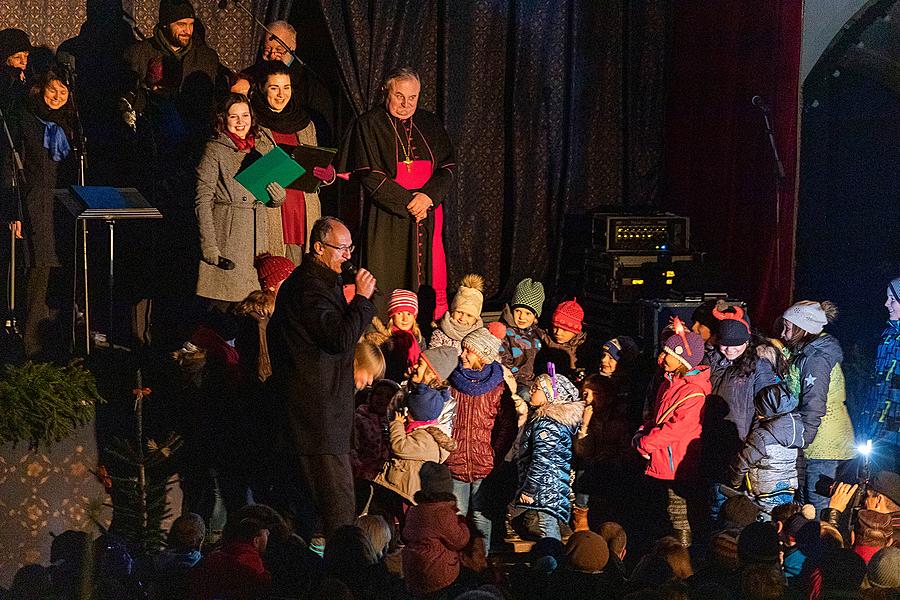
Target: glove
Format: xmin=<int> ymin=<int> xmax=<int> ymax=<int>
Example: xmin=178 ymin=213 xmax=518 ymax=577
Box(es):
xmin=201 ymin=245 xmax=220 ymax=265
xmin=266 ymin=181 xmax=286 ymax=205
xmin=312 ymin=164 xmax=336 ymax=182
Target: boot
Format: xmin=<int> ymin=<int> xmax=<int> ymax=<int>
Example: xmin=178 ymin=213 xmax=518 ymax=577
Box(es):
xmin=572 ymin=505 xmax=590 ymax=532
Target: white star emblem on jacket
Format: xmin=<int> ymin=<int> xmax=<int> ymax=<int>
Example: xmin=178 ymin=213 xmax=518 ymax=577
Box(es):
xmin=804 ymin=374 xmax=817 ymax=388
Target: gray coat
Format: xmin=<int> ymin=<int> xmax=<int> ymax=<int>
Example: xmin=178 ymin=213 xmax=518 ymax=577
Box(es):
xmin=195 ymin=132 xmax=283 ymax=302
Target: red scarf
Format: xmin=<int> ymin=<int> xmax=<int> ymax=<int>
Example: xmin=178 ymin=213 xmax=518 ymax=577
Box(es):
xmin=225 ymin=130 xmax=255 ymax=152
xmin=405 ymin=419 xmax=438 ymax=433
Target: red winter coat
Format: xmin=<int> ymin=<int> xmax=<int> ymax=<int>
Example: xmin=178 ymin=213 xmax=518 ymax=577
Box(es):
xmin=637 ymin=366 xmax=710 ymax=481
xmin=444 ymin=381 xmax=517 ymax=483
xmin=190 ymin=540 xmax=272 ymax=600
xmin=402 ymin=498 xmax=471 ymax=596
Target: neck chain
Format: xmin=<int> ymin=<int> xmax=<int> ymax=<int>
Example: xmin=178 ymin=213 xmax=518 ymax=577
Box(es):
xmin=389 ymin=115 xmax=415 ymax=172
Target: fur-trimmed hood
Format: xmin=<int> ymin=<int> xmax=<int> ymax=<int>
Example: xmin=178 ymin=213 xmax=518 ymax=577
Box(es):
xmin=533 ymin=400 xmax=585 ymax=428
xmin=422 ymin=425 xmax=458 ymax=453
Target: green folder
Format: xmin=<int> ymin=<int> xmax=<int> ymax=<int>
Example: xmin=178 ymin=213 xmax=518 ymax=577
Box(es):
xmin=234 ymin=146 xmax=306 ymax=205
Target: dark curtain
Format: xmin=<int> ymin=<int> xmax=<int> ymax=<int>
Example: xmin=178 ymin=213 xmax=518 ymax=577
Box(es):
xmin=314 ymin=0 xmax=671 ymax=301
xmin=663 ymin=1 xmax=802 ymax=331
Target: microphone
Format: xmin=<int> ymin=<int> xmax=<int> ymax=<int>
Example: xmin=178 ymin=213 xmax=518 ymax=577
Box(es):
xmin=751 ymin=95 xmax=770 ymax=111
xmin=56 ymin=51 xmax=76 ymax=86
xmin=341 ymin=261 xmax=381 ymax=296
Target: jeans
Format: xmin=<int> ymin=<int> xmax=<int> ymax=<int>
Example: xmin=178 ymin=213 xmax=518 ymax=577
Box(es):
xmin=535 ymin=511 xmax=561 ymax=540
xmin=804 ymin=457 xmax=840 ymax=512
xmin=453 ymin=478 xmax=492 ymax=550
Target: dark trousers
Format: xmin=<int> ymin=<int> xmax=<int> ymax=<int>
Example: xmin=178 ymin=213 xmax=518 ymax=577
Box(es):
xmin=297 ymin=453 xmax=355 ymax=538
xmin=24 ymin=266 xmax=68 ymax=361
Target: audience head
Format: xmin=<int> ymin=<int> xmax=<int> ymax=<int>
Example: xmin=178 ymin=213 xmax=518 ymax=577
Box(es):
xmin=887 ymin=276 xmax=900 ymax=320
xmin=355 ymin=514 xmax=392 ymax=560
xmin=254 ymin=252 xmax=294 ymax=292
xmin=158 ymin=0 xmax=196 ymax=48
xmin=49 ymin=530 xmax=89 ymax=575
xmin=599 ymin=521 xmax=627 ymax=560
xmin=309 ymin=216 xmax=353 ymax=274
xmin=415 ymin=346 xmax=457 ymax=387
xmin=529 ymin=372 xmax=578 ymax=408
xmin=690 ymin=299 xmax=720 ymax=343
xmin=262 ymin=20 xmax=297 ymax=64
xmin=770 ymin=501 xmax=802 ymax=531
xmin=511 ymin=278 xmax=545 ymax=327
xmin=659 ymin=321 xmax=705 ymax=373
xmin=780 ymin=300 xmax=837 ymax=348
xmin=551 ymin=298 xmax=584 ymax=343
xmin=231 ymin=517 xmax=270 ymax=553
xmin=821 ymin=548 xmax=867 ymax=592
xmin=168 ymin=512 xmax=206 ymax=551
xmin=417 ymin=461 xmax=455 ymax=502
xmin=565 ymin=531 xmax=609 ymax=573
xmin=866 ymin=546 xmax=900 ymax=590
xmin=216 ymin=93 xmax=256 ymax=140
xmin=353 ymin=340 xmax=385 ymax=391
xmin=782 ymin=513 xmax=811 ymax=547
xmin=461 ymin=327 xmax=501 ymax=370
xmin=866 ymin=470 xmax=900 ymax=513
xmin=600 ymin=336 xmax=638 ymax=376
xmin=382 ymin=66 xmax=420 ymax=120
xmin=367 ymin=379 xmax=401 ymax=417
xmin=653 ymin=536 xmax=693 ymax=580
xmin=10 ymin=564 xmax=51 ymax=598
xmin=450 ymin=274 xmax=484 ymax=327
xmin=854 ymin=510 xmax=893 ymax=549
xmin=227 ymin=504 xmax=291 ymax=543
xmin=324 ymin=525 xmax=378 ymax=582
xmin=227 ymin=70 xmax=252 ymax=96
xmin=529 ymin=536 xmax=566 ymax=567
xmin=740 ymin=563 xmax=787 ymax=600
xmin=0 ymin=28 xmax=31 ymax=72
xmin=737 ymin=522 xmax=781 ymax=567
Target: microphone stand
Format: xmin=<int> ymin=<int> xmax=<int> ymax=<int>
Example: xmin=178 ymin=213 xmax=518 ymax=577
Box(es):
xmin=0 ymin=103 xmax=25 ymax=342
xmin=754 ymin=99 xmax=787 ymax=292
xmin=226 ymin=0 xmax=308 ymax=70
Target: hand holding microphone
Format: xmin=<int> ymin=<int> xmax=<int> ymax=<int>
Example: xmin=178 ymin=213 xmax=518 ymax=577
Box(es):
xmin=342 ymin=262 xmax=379 ymax=299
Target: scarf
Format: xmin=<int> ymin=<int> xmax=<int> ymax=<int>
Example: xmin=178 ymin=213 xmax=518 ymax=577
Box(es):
xmin=250 ymin=90 xmax=310 ymax=135
xmin=392 ymin=326 xmax=421 ymax=368
xmin=225 ymin=130 xmax=255 ymax=152
xmin=437 ymin=311 xmax=484 ymax=342
xmin=153 ymin=25 xmax=191 ymax=59
xmin=449 ymin=360 xmax=504 ymax=396
xmin=405 ymin=419 xmax=438 ymax=434
xmin=31 ymin=97 xmax=73 ymax=162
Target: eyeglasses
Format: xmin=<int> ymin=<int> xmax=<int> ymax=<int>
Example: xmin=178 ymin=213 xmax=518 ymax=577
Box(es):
xmin=321 ymin=242 xmax=355 ymax=254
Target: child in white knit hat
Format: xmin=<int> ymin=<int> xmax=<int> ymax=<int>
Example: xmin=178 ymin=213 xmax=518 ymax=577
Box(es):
xmin=429 ymin=274 xmax=485 ymax=354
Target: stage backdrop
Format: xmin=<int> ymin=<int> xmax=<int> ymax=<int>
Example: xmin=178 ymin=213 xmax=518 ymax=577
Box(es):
xmin=309 ymin=0 xmax=672 ymax=301
xmin=664 ymin=1 xmax=802 ymax=331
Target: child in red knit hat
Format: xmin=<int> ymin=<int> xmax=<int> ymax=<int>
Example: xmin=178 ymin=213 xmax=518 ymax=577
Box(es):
xmin=537 ymin=298 xmax=589 ymax=381
xmin=365 ymin=289 xmax=426 ymax=382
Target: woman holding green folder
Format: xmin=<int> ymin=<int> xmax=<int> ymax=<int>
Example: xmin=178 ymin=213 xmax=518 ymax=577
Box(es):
xmin=195 ymin=93 xmax=287 ymax=309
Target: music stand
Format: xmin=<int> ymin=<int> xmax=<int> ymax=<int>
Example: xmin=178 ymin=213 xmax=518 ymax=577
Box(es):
xmin=59 ymin=186 xmax=162 ymax=354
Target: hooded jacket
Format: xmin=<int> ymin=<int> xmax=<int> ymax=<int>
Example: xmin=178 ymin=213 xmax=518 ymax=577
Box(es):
xmin=374 ymin=418 xmax=458 ymax=503
xmin=787 ymin=333 xmax=855 ymax=459
xmin=516 ymin=396 xmax=585 ymax=523
xmin=536 ymin=329 xmax=589 ymax=378
xmin=729 ymin=383 xmax=804 ymax=496
xmin=401 ymin=498 xmax=471 ymax=596
xmin=637 ymin=366 xmax=711 ymax=481
xmin=498 ymin=305 xmax=544 ymax=386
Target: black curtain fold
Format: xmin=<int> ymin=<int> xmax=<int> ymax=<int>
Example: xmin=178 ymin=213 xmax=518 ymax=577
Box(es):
xmin=310 ymin=0 xmax=671 ymax=303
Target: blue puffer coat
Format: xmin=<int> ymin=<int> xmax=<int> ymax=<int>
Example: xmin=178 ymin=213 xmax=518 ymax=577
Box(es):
xmin=515 ymin=397 xmax=584 ymax=523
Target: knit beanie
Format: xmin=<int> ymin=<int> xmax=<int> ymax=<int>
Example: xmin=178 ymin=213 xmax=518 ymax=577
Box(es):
xmin=602 ymin=338 xmax=624 ymax=361
xmin=534 ymin=372 xmax=578 ymax=404
xmin=867 ymin=547 xmax=900 ymax=589
xmin=0 ymin=29 xmax=31 ymax=61
xmin=714 ymin=303 xmax=751 ymax=346
xmin=388 ymin=289 xmax=418 ymax=317
xmin=890 ymin=277 xmax=900 ymax=304
xmin=565 ymin=531 xmax=609 ymax=573
xmin=691 ymin=300 xmax=720 ymax=335
xmin=870 ymin=470 xmax=900 ymax=506
xmin=462 ymin=327 xmax=501 ymax=364
xmin=407 ymin=391 xmax=442 ymax=422
xmin=662 ymin=318 xmax=705 ymax=370
xmin=419 ymin=461 xmax=453 ymax=497
xmin=486 ymin=321 xmax=506 ymax=340
xmin=420 ymin=346 xmax=458 ymax=382
xmin=737 ymin=522 xmax=781 ymax=565
xmin=511 ymin=278 xmax=545 ymax=318
xmin=552 ymin=299 xmax=584 ymax=334
xmin=451 ymin=274 xmax=484 ymax=318
xmin=158 ymin=0 xmax=196 ymax=26
xmin=783 ymin=302 xmax=828 ymax=334
xmin=254 ymin=252 xmax=294 ymax=290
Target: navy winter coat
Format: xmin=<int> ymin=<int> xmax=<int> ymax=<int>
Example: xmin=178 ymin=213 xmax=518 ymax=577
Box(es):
xmin=515 ymin=399 xmax=584 ymax=523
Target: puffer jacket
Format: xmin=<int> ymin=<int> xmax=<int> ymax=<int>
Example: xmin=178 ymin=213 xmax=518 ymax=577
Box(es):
xmin=637 ymin=366 xmax=711 ymax=481
xmin=401 ymin=498 xmax=470 ymax=596
xmin=729 ymin=383 xmax=804 ymax=497
xmin=787 ymin=333 xmax=855 ymax=459
xmin=445 ymin=362 xmax=517 ymax=482
xmin=374 ymin=420 xmax=458 ymax=503
xmin=515 ymin=399 xmax=585 ymax=522
xmin=498 ymin=305 xmax=544 ymax=386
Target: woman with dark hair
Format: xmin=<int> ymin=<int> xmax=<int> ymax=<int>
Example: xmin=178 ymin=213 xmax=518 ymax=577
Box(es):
xmin=195 ymin=92 xmax=286 ymax=311
xmin=702 ymin=304 xmax=783 ymax=522
xmin=12 ymin=68 xmax=77 ymax=360
xmin=780 ymin=300 xmax=855 ymax=511
xmin=251 ymin=60 xmax=335 ymax=265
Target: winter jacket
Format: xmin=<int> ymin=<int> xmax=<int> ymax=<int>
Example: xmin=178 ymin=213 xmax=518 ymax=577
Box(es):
xmin=498 ymin=305 xmax=544 ymax=386
xmin=516 ymin=399 xmax=585 ymax=522
xmin=445 ymin=362 xmax=518 ymax=482
xmin=574 ymin=374 xmax=635 ymax=462
xmin=195 ymin=132 xmax=284 ymax=302
xmin=190 ymin=540 xmax=272 ymax=600
xmin=861 ymin=320 xmax=900 ymax=441
xmin=401 ymin=497 xmax=471 ymax=596
xmin=729 ymin=384 xmax=804 ymax=498
xmin=152 ymin=548 xmax=200 ymax=600
xmin=267 ymin=256 xmax=376 ymax=455
xmin=351 ymin=404 xmax=390 ymax=481
xmin=787 ymin=334 xmax=855 ymax=459
xmin=375 ymin=417 xmax=458 ymax=502
xmin=536 ymin=329 xmax=589 ymax=379
xmin=703 ymin=349 xmax=782 ymax=480
xmin=636 ymin=366 xmax=711 ymax=481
